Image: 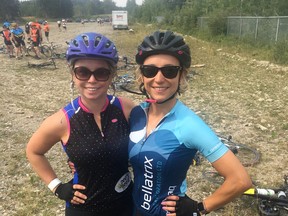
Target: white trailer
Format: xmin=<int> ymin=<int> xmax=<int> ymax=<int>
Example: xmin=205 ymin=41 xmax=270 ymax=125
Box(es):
xmin=112 ymin=10 xmax=128 ymax=30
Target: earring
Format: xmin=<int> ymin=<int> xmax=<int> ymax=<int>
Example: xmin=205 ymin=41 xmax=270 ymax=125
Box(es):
xmin=70 ymin=80 xmax=76 ymax=111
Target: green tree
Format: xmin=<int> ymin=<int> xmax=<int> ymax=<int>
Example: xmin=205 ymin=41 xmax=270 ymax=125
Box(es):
xmin=0 ymin=0 xmax=20 ymax=20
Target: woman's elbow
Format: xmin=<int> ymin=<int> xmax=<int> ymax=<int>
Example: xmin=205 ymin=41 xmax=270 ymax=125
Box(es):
xmin=237 ymin=173 xmax=253 ymax=192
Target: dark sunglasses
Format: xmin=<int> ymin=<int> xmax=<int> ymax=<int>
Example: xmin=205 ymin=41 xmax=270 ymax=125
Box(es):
xmin=73 ymin=66 xmax=111 ymax=81
xmin=140 ymin=65 xmax=182 ymax=79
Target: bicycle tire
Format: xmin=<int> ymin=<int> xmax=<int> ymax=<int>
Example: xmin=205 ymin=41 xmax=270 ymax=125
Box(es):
xmin=219 ymin=136 xmax=260 ymax=167
xmin=258 ymin=200 xmax=280 ymax=216
xmin=41 ymin=45 xmax=51 ymax=57
xmin=202 ymin=169 xmax=224 ymax=185
xmin=26 ymin=45 xmax=36 ymax=57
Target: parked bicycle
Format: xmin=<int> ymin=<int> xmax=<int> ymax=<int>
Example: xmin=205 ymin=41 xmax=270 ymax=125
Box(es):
xmin=27 ymin=58 xmax=56 ymax=69
xmin=49 ymin=41 xmax=68 ymax=59
xmin=27 ymin=42 xmax=51 ymax=58
xmin=193 ymin=135 xmax=261 ymax=167
xmin=243 ymin=175 xmax=288 ymax=216
xmin=0 ymin=44 xmax=7 ymax=54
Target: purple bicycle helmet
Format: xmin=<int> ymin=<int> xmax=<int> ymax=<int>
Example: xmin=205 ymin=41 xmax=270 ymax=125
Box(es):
xmin=66 ymin=32 xmax=118 ymax=65
xmin=136 ymin=30 xmax=191 ymax=68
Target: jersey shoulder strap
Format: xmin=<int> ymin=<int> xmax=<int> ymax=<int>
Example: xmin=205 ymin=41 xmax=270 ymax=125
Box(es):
xmin=107 ymin=95 xmax=122 ymax=110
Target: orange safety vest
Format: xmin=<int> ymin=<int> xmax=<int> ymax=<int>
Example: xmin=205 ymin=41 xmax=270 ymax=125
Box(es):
xmin=43 ymin=24 xmax=49 ymax=32
xmin=2 ymin=30 xmax=11 ymax=41
xmin=30 ymin=28 xmax=39 ymax=42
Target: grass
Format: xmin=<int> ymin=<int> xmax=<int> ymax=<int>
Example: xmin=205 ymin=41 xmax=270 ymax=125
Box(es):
xmin=1 ymin=22 xmax=287 ymax=215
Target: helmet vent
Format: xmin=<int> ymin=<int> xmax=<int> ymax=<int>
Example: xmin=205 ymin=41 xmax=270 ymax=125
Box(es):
xmin=82 ymin=35 xmax=89 ymax=46
xmin=105 ymin=41 xmax=111 ymax=48
xmin=72 ymin=40 xmax=79 ymax=47
xmin=149 ymin=36 xmax=156 ymax=45
xmin=94 ymin=36 xmax=101 ymax=47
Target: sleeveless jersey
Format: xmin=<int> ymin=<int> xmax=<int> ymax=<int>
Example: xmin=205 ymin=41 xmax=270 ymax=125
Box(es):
xmin=1 ymin=29 xmax=11 ymax=42
xmin=62 ymin=96 xmax=133 ymax=214
xmin=30 ymin=28 xmax=39 ymax=42
xmin=128 ymin=100 xmax=228 ymax=216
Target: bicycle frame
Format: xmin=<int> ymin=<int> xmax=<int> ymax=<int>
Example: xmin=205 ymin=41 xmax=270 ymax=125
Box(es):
xmin=243 ymin=175 xmax=288 ymax=215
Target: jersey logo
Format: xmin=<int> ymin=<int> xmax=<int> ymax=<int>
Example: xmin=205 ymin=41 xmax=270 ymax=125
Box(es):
xmin=114 ymin=172 xmax=131 ymax=193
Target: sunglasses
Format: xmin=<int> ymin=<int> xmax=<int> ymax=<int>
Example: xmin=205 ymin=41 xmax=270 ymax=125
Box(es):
xmin=73 ymin=66 xmax=111 ymax=81
xmin=140 ymin=65 xmax=182 ymax=79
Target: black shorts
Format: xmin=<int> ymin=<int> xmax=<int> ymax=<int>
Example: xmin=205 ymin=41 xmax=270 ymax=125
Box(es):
xmin=13 ymin=37 xmax=26 ymax=47
xmin=45 ymin=32 xmax=49 ymax=37
xmin=32 ymin=40 xmax=40 ymax=47
xmin=4 ymin=40 xmax=13 ymax=46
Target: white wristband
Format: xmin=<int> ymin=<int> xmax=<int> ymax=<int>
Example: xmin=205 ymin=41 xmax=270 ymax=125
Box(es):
xmin=48 ymin=178 xmax=62 ymax=192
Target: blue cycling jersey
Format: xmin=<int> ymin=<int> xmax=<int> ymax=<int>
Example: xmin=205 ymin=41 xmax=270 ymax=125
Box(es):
xmin=11 ymin=27 xmax=24 ymax=37
xmin=128 ymin=100 xmax=228 ymax=216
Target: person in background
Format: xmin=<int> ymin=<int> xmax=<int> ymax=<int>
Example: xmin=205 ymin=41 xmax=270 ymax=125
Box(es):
xmin=57 ymin=20 xmax=61 ymax=31
xmin=25 ymin=22 xmax=31 ymax=42
xmin=26 ymin=32 xmax=135 ymax=216
xmin=43 ymin=21 xmax=50 ymax=42
xmin=29 ymin=22 xmax=42 ymax=59
xmin=0 ymin=24 xmax=14 ymax=58
xmin=10 ymin=22 xmax=28 ymax=59
xmin=128 ymin=30 xmax=252 ymax=216
xmin=62 ymin=20 xmax=67 ymax=31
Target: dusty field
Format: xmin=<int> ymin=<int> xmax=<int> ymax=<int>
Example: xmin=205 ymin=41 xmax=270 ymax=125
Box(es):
xmin=0 ymin=22 xmax=287 ymax=215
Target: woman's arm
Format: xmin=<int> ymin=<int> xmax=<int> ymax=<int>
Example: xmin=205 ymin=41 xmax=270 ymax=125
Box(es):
xmin=162 ymin=150 xmax=252 ymax=215
xmin=26 ymin=110 xmax=67 ymax=185
xmin=118 ymin=96 xmax=136 ymax=121
xmin=26 ymin=110 xmax=87 ymax=204
xmin=202 ymin=150 xmax=252 ymax=211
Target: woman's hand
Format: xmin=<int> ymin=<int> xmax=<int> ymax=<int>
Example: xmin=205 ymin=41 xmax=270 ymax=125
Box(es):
xmin=54 ymin=182 xmax=87 ymax=205
xmin=161 ymin=195 xmax=179 ymax=215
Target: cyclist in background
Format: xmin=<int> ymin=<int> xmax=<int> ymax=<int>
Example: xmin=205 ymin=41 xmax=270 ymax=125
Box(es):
xmin=43 ymin=21 xmax=50 ymax=42
xmin=3 ymin=21 xmax=11 ymax=29
xmin=57 ymin=20 xmax=61 ymax=31
xmin=0 ymin=24 xmax=14 ymax=58
xmin=62 ymin=20 xmax=67 ymax=31
xmin=25 ymin=22 xmax=31 ymax=41
xmin=29 ymin=23 xmax=42 ymax=59
xmin=26 ymin=32 xmax=135 ymax=216
xmin=10 ymin=22 xmax=28 ymax=59
xmin=129 ymin=30 xmax=252 ymax=216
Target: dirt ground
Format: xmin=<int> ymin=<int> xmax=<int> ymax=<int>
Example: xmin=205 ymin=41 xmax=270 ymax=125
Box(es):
xmin=0 ymin=22 xmax=287 ymax=215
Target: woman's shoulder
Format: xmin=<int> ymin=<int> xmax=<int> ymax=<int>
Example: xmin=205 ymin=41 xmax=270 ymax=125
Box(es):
xmin=117 ymin=96 xmax=136 ymax=120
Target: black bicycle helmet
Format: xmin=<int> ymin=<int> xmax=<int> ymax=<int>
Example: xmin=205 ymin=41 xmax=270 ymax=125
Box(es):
xmin=136 ymin=30 xmax=191 ymax=68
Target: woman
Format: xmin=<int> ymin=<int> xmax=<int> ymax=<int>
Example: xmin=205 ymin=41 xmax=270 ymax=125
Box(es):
xmin=128 ymin=30 xmax=252 ymax=215
xmin=10 ymin=22 xmax=28 ymax=59
xmin=0 ymin=24 xmax=14 ymax=58
xmin=26 ymin=32 xmax=135 ymax=216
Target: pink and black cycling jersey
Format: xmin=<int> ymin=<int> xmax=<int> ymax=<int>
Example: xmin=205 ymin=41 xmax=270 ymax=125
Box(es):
xmin=61 ymin=95 xmax=133 ymax=214
xmin=128 ymin=100 xmax=229 ymax=216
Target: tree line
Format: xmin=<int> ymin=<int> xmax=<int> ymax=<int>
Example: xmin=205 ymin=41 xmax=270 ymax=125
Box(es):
xmin=1 ymin=0 xmax=288 ymax=27
xmin=0 ymin=0 xmax=126 ymax=21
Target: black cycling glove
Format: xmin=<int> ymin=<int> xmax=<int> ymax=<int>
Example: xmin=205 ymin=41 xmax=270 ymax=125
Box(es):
xmin=54 ymin=182 xmax=74 ymax=201
xmin=176 ymin=195 xmax=201 ymax=216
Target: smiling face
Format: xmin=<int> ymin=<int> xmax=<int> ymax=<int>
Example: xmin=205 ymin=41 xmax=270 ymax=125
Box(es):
xmin=142 ymin=54 xmax=181 ymax=104
xmin=72 ymin=59 xmax=113 ymax=103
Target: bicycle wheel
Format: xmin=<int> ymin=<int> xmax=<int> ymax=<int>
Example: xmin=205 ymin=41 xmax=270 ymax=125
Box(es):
xmin=258 ymin=200 xmax=280 ymax=216
xmin=202 ymin=169 xmax=224 ymax=186
xmin=26 ymin=45 xmax=36 ymax=57
xmin=219 ymin=136 xmax=260 ymax=167
xmin=40 ymin=45 xmax=52 ymax=57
